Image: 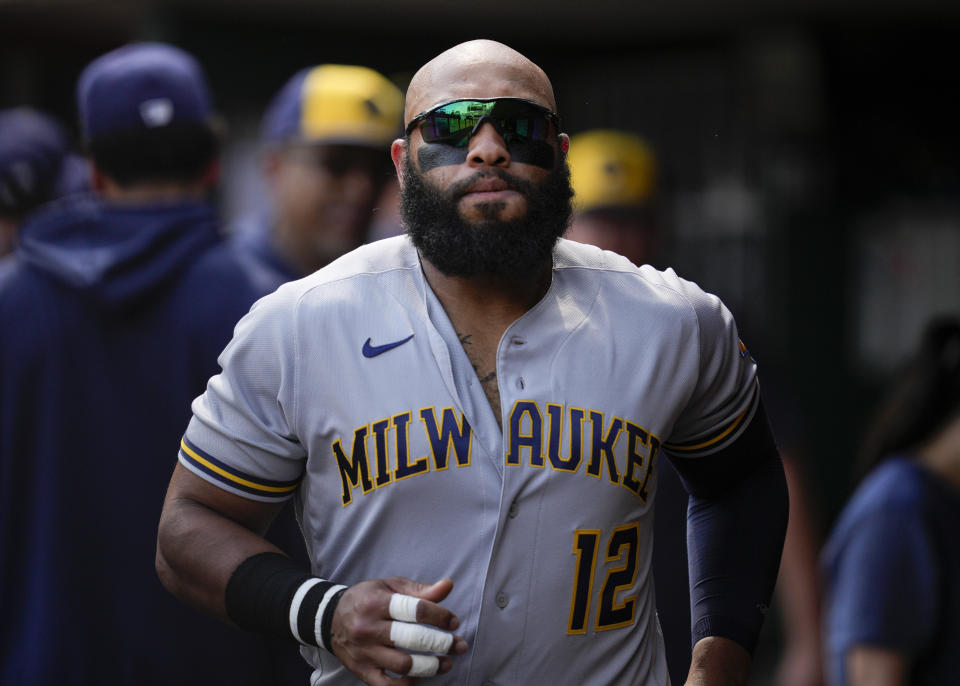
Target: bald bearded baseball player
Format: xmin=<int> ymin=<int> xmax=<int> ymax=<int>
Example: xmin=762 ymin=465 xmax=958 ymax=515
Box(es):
xmin=156 ymin=39 xmax=788 ymax=686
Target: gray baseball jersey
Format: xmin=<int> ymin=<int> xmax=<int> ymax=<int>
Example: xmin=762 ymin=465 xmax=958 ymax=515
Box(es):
xmin=180 ymin=235 xmax=759 ymax=685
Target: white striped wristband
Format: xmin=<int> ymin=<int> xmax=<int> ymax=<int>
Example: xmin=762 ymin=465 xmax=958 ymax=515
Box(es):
xmin=290 ymin=578 xmax=348 ymax=651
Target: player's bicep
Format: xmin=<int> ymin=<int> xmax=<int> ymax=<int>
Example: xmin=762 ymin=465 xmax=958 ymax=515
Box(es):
xmin=164 ymin=461 xmax=285 ymax=536
xmin=157 ymin=463 xmax=290 ymax=621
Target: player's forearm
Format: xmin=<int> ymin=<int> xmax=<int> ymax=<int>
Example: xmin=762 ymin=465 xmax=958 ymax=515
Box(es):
xmin=685 ymin=636 xmax=751 ymax=686
xmin=685 ymin=452 xmax=788 ymax=653
xmin=672 ymin=404 xmax=789 ymax=657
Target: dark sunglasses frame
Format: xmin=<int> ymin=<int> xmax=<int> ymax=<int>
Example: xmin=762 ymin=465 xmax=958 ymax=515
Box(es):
xmin=404 ymin=97 xmax=561 ymax=146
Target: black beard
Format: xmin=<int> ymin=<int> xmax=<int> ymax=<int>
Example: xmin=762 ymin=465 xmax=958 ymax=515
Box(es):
xmin=400 ymin=153 xmax=573 ymax=279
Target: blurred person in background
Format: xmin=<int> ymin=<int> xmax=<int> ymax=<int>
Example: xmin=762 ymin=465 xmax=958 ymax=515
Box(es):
xmin=567 ymin=129 xmax=825 ymax=686
xmin=0 ymin=107 xmax=88 ymax=257
xmin=0 ymin=42 xmax=307 ymax=685
xmin=822 ymin=317 xmax=960 ymax=686
xmin=232 ymin=63 xmax=402 ymax=293
xmin=566 ymin=129 xmax=663 ymax=268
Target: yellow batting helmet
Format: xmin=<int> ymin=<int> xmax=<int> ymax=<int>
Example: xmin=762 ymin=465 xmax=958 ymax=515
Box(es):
xmin=567 ymin=130 xmax=658 ymax=213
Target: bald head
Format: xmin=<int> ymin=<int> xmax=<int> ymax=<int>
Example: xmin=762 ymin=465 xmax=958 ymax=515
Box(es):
xmin=404 ymin=40 xmax=557 ymax=125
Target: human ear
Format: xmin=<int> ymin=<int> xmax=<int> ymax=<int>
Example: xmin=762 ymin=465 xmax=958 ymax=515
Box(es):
xmin=390 ymin=138 xmax=407 ymax=188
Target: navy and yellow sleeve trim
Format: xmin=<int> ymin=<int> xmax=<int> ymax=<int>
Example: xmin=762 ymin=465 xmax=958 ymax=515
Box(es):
xmin=179 ymin=436 xmax=300 ymax=500
xmin=664 ymin=389 xmax=759 ymax=457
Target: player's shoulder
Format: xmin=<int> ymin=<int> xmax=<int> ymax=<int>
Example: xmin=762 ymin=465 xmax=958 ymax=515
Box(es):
xmin=554 ymin=238 xmax=626 ymax=271
xmin=292 ymin=235 xmax=415 ymax=294
xmin=319 ymin=234 xmax=417 ymax=280
xmin=555 ymin=238 xmax=719 ymax=310
xmin=248 ymin=236 xmax=418 ymax=314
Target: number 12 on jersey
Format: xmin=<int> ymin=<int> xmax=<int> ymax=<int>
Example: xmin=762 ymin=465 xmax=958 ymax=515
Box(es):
xmin=568 ymin=522 xmax=640 ymax=634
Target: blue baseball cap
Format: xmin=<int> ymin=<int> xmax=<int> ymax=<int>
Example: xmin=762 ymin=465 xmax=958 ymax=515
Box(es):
xmin=260 ymin=64 xmax=402 ymax=147
xmin=77 ymin=42 xmax=213 ymax=141
xmin=0 ymin=107 xmax=88 ymax=216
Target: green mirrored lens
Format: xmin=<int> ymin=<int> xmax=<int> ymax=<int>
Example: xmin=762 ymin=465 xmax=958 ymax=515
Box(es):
xmin=416 ymin=99 xmax=555 ymax=147
xmin=420 ymin=101 xmax=497 ymax=146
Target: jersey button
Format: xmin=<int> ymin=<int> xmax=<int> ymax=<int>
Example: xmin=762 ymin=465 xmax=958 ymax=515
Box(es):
xmin=516 ymin=377 xmax=525 ymax=390
xmin=510 ymin=336 xmax=525 ymax=345
xmin=495 ymin=592 xmax=509 ymax=609
xmin=508 ymin=501 xmax=518 ymax=518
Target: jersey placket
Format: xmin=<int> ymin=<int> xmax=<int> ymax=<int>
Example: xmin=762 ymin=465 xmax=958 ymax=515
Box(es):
xmin=464 ymin=283 xmax=567 ymax=686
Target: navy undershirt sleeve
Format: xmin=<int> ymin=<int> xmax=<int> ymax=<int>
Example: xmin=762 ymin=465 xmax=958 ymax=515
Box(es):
xmin=668 ymin=400 xmax=788 ymax=654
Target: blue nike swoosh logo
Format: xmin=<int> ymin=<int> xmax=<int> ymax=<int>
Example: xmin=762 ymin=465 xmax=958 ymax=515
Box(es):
xmin=362 ymin=334 xmax=415 ymax=358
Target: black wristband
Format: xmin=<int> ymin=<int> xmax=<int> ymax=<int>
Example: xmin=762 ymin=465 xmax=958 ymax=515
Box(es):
xmin=224 ymin=552 xmax=347 ymax=651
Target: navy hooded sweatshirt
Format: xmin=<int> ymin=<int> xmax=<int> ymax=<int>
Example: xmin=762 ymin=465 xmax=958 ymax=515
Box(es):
xmin=0 ymin=195 xmax=308 ymax=685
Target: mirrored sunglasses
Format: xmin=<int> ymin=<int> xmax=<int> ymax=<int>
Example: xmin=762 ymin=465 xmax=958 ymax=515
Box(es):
xmin=405 ymin=98 xmax=560 ymax=148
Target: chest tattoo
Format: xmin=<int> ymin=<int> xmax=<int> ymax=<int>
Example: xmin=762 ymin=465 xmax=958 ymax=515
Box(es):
xmin=458 ymin=331 xmax=502 ymax=428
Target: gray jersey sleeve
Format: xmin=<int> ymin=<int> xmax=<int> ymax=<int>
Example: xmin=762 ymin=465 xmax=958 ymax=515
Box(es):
xmin=656 ymin=269 xmax=760 ymax=458
xmin=179 ymin=286 xmax=306 ymax=501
